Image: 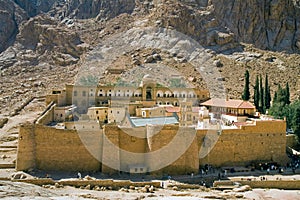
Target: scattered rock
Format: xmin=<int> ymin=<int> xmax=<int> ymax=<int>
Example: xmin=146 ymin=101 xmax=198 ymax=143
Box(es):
xmin=216 ymin=77 xmax=225 ymax=81
xmin=172 ymin=186 xmax=179 ymax=191
xmin=54 ymin=182 xmax=63 ymax=188
xmin=0 ymin=118 xmax=8 ymax=128
xmin=11 ymin=172 xmax=27 ymax=180
xmin=140 ymin=187 xmax=147 ymax=193
xmin=152 ymin=53 xmax=161 ymax=61
xmin=93 ymin=186 xmax=100 ymax=191
xmin=149 ymin=185 xmax=154 ymax=193
xmin=42 ymin=185 xmax=51 ymax=188
xmin=265 ymin=56 xmax=277 ymax=62
xmin=1 ymin=155 xmax=9 ymax=159
xmin=233 ymin=185 xmax=252 ymax=192
xmin=235 ymin=193 xmax=244 ymax=198
xmin=132 ymin=59 xmax=141 ymax=65
xmin=85 ymin=184 xmax=91 ymax=190
xmin=49 ymin=185 xmax=56 ymax=189
xmin=129 ymin=185 xmax=135 ymax=190
xmin=188 ymin=76 xmax=197 ymax=82
xmin=83 ymin=175 xmax=96 ymax=180
xmin=144 ymin=55 xmax=154 ymax=63
xmin=214 ymin=60 xmax=223 ymax=68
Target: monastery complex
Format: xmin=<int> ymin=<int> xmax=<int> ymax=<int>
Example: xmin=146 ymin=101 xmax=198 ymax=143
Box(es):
xmin=16 ymin=76 xmax=290 ymax=175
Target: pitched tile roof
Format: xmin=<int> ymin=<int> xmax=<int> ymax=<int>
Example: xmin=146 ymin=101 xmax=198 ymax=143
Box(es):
xmin=165 ymin=107 xmax=180 ymax=113
xmin=201 ymin=98 xmax=256 ymax=109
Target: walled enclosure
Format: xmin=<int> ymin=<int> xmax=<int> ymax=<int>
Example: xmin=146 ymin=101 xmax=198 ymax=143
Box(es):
xmin=17 ymin=124 xmax=103 ymax=171
xmin=198 ymin=120 xmax=288 ymax=167
xmin=17 ymin=119 xmax=288 ymax=174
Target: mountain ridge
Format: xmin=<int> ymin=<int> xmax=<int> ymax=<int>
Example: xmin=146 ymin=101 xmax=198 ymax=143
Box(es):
xmin=0 ymin=0 xmax=299 ymax=115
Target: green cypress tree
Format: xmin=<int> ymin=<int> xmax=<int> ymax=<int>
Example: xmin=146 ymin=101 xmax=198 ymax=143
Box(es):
xmin=254 ymin=75 xmax=259 ymax=110
xmin=259 ymin=75 xmax=264 ymax=113
xmin=242 ymin=70 xmax=250 ymax=100
xmin=277 ymin=84 xmax=285 ymax=106
xmin=285 ymin=82 xmax=290 ymax=105
xmin=273 ymin=91 xmax=277 ymax=104
xmin=264 ymin=74 xmax=271 ymax=109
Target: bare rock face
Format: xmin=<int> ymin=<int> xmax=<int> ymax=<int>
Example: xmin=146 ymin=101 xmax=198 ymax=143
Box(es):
xmin=18 ymin=15 xmax=82 ymax=57
xmin=151 ymin=0 xmax=239 ymax=52
xmin=1 ymin=0 xmax=300 ymax=54
xmin=13 ymin=0 xmax=58 ymax=17
xmin=62 ymin=0 xmax=136 ymax=19
xmin=0 ymin=0 xmax=28 ymax=52
xmin=211 ymin=0 xmax=300 ymax=52
xmin=0 ymin=15 xmax=85 ymax=69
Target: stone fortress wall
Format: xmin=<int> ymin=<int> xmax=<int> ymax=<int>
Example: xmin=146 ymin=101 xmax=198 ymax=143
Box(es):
xmin=17 ymin=123 xmax=103 ymax=172
xmin=16 ymin=111 xmax=288 ymax=174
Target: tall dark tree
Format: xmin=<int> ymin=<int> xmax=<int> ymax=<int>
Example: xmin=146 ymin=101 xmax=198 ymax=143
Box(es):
xmin=273 ymin=91 xmax=277 ymax=104
xmin=276 ymin=84 xmax=286 ymax=105
xmin=264 ymin=74 xmax=271 ymax=110
xmin=285 ymin=82 xmax=290 ymax=105
xmin=254 ymin=75 xmax=259 ymax=110
xmin=242 ymin=70 xmax=250 ymax=101
xmin=259 ymin=75 xmax=264 ymax=113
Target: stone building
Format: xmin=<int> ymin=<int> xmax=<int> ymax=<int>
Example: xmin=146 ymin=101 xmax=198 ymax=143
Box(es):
xmin=47 ymin=75 xmax=210 ymax=114
xmin=16 ymin=77 xmax=290 ymax=175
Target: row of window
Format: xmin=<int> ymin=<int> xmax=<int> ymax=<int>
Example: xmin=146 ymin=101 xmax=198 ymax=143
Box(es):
xmin=73 ymin=90 xmax=206 ymax=99
xmin=95 ymin=110 xmax=120 ymax=114
xmin=74 ymin=91 xmax=205 ymax=99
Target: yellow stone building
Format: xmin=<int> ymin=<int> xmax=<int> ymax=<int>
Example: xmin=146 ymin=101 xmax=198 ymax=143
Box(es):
xmin=16 ymin=78 xmax=290 ymax=175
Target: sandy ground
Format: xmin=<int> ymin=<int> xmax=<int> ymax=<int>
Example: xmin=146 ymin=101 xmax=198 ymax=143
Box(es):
xmin=0 ymin=179 xmax=299 ymax=200
xmin=0 ymin=168 xmax=299 ymax=200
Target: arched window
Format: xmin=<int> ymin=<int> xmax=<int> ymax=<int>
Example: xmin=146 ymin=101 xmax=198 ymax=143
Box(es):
xmin=146 ymin=87 xmax=152 ymax=100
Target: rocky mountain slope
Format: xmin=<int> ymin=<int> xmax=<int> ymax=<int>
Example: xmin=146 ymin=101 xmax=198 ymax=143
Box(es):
xmin=0 ymin=0 xmax=300 ymax=115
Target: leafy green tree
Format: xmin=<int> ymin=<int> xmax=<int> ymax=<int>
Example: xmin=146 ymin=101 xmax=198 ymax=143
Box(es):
xmin=253 ymin=75 xmax=259 ymax=110
xmin=170 ymin=78 xmax=186 ymax=88
xmin=269 ymin=83 xmax=300 ymax=142
xmin=242 ymin=70 xmax=250 ymax=101
xmin=291 ymin=103 xmax=300 ymax=138
xmin=79 ymin=75 xmax=98 ymax=86
xmin=276 ymin=84 xmax=287 ymax=106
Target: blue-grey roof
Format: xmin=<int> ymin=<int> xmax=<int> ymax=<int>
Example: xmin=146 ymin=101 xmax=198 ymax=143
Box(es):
xmin=130 ymin=116 xmax=179 ymax=127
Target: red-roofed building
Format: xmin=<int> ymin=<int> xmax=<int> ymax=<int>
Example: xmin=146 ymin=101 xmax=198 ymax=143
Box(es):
xmin=201 ymin=98 xmax=256 ymax=117
xmin=165 ymin=106 xmax=181 ymax=114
